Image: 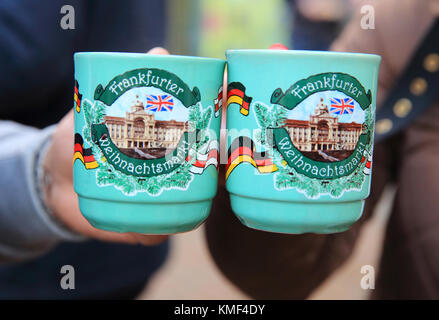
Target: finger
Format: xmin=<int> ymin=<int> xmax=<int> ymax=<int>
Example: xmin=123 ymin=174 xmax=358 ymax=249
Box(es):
xmin=60 ymin=108 xmax=74 ymax=129
xmin=222 ymin=68 xmax=228 ymax=108
xmin=269 ymin=43 xmax=289 ymax=50
xmin=220 ymin=68 xmax=228 ymax=163
xmin=129 ymin=233 xmax=169 ymax=246
xmin=43 ymin=109 xmax=75 ymax=182
xmin=94 ymin=231 xmax=168 ymax=246
xmin=147 ymin=47 xmax=170 ymax=55
xmin=47 ymin=180 xmax=169 ymax=245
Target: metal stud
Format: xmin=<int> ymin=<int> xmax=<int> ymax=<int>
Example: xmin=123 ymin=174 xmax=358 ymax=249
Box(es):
xmin=410 ymin=77 xmax=428 ymax=96
xmin=393 ymin=98 xmax=412 ymax=118
xmin=375 ymin=119 xmax=393 ymax=134
xmin=424 ymin=53 xmax=439 ymax=72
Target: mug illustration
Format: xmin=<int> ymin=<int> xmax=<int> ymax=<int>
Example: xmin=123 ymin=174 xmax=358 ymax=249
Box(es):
xmin=74 ymin=68 xmax=219 ymax=196
xmin=227 ymin=72 xmax=374 ymax=198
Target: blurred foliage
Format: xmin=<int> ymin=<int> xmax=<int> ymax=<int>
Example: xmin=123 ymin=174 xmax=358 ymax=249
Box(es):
xmin=167 ymin=0 xmax=291 ymax=58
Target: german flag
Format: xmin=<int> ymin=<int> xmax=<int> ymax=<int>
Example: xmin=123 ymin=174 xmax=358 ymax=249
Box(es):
xmin=74 ymin=80 xmax=82 ymax=113
xmin=74 ymin=133 xmax=98 ymax=169
xmin=226 ymin=136 xmax=277 ymax=179
xmin=361 ymin=150 xmax=372 ymax=175
xmin=185 ymin=140 xmax=219 ymax=174
xmin=227 ymin=82 xmax=252 ymax=116
xmin=214 ymin=86 xmax=223 ymax=117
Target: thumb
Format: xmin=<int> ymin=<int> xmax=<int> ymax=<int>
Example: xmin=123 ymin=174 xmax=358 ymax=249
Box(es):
xmin=269 ymin=43 xmax=289 ymax=50
xmin=147 ymin=47 xmax=170 ymax=55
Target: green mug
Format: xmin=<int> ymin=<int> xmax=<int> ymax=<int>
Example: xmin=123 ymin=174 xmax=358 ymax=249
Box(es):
xmin=225 ymin=49 xmax=381 ymax=234
xmin=73 ymin=52 xmax=225 ymax=234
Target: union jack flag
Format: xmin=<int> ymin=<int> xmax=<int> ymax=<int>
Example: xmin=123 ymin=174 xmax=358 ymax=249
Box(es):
xmin=329 ymin=97 xmax=355 ymax=115
xmin=145 ymin=94 xmax=174 ymax=112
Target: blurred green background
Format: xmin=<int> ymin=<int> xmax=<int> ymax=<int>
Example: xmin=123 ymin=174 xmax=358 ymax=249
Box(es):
xmin=167 ymin=0 xmax=292 ymax=58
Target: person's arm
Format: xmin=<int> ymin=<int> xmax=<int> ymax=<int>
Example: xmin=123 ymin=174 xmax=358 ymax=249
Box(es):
xmin=205 ymin=0 xmax=436 ymax=299
xmin=0 ymin=121 xmax=84 ymax=263
xmin=331 ymin=0 xmax=436 ymax=105
xmin=0 ymin=0 xmax=169 ymax=263
xmin=0 ymin=51 xmax=169 ymax=264
xmin=205 ymin=171 xmax=364 ymax=299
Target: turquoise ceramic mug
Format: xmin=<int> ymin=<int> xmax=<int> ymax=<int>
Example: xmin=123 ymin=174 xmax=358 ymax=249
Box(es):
xmin=225 ymin=50 xmax=381 ymax=234
xmin=73 ymin=52 xmax=225 ymax=234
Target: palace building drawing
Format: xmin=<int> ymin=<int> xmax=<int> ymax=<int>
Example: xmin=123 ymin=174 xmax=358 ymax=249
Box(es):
xmin=104 ymin=96 xmax=188 ymax=154
xmin=284 ymin=98 xmax=363 ymax=154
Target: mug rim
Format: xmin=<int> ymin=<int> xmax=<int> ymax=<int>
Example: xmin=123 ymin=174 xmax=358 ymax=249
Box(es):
xmin=226 ymin=49 xmax=381 ymax=62
xmin=74 ymin=51 xmax=225 ymax=63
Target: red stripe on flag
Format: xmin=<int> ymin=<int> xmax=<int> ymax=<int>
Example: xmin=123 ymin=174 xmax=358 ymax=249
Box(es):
xmin=227 ymin=89 xmax=245 ymax=99
xmin=227 ymin=146 xmax=273 ymax=167
xmin=193 ymin=149 xmax=219 ymax=168
xmin=227 ymin=146 xmax=254 ymax=167
xmin=74 ymin=143 xmax=83 ymax=154
xmin=255 ymin=158 xmax=273 ymax=166
xmin=83 ymin=155 xmax=96 ymax=162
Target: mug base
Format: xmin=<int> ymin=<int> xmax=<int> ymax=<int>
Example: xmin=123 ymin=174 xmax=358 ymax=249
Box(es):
xmin=229 ymin=193 xmax=364 ymax=234
xmin=78 ymin=196 xmax=212 ymax=234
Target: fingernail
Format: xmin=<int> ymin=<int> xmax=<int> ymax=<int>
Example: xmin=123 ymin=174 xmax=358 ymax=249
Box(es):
xmin=269 ymin=43 xmax=289 ymax=50
xmin=147 ymin=47 xmax=170 ymax=55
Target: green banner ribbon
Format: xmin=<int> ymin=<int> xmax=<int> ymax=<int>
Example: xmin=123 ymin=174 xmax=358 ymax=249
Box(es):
xmin=270 ymin=127 xmax=370 ymax=179
xmin=270 ymin=72 xmax=372 ymax=110
xmin=91 ymin=124 xmax=199 ymax=177
xmin=94 ymin=68 xmax=201 ymax=107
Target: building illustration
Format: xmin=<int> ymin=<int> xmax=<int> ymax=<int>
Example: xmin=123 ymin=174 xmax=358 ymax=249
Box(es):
xmin=284 ymin=98 xmax=363 ymax=157
xmin=104 ymin=96 xmax=188 ymax=157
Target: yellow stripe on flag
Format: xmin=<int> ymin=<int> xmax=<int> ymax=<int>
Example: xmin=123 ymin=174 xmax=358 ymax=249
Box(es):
xmin=74 ymin=94 xmax=81 ymax=112
xmin=257 ymin=164 xmax=277 ymax=173
xmin=226 ymin=155 xmax=256 ymax=179
xmin=73 ymin=151 xmax=99 ymax=169
xmin=240 ymin=107 xmax=249 ymax=116
xmin=73 ymin=152 xmax=84 ymax=164
xmin=226 ymin=155 xmax=278 ymax=179
xmin=85 ymin=161 xmax=99 ymax=169
xmin=227 ymin=95 xmax=243 ymax=107
xmin=227 ymin=95 xmax=249 ymax=116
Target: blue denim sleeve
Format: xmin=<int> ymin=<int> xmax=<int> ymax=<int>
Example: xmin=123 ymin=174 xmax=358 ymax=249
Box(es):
xmin=0 ymin=0 xmax=166 ymax=263
xmin=0 ymin=122 xmax=84 ymax=264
